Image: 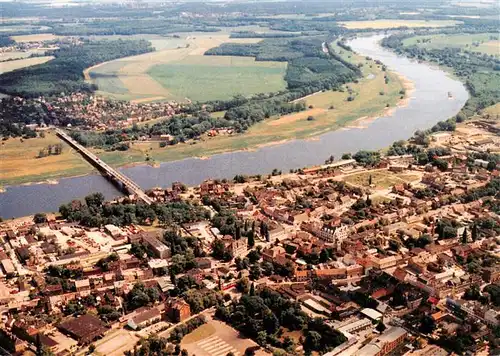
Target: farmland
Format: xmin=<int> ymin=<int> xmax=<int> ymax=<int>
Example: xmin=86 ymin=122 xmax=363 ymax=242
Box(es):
xmin=148 ymin=55 xmax=287 ymax=102
xmin=402 ymin=33 xmax=499 ymax=56
xmin=0 ymin=131 xmax=92 ymax=187
xmin=10 ymin=33 xmax=60 ymax=42
xmin=339 ymin=19 xmax=460 ymax=29
xmin=85 ymin=33 xmax=263 ymax=103
xmin=0 ymin=56 xmax=54 ymax=74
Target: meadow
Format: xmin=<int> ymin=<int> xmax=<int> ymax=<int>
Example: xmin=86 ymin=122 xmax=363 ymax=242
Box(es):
xmin=403 ymin=33 xmax=499 ymax=56
xmin=339 ymin=19 xmax=460 ymax=29
xmin=0 ymin=132 xmax=92 ymax=186
xmin=148 ymin=55 xmax=287 ymax=102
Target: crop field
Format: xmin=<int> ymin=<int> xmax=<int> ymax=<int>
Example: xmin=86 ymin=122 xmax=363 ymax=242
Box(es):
xmin=85 ymin=33 xmax=263 ymax=103
xmin=0 ymin=56 xmax=54 ymax=74
xmin=0 ymin=50 xmax=43 ymax=61
xmin=148 ymin=55 xmax=287 ymax=102
xmin=403 ymin=33 xmax=499 ymax=56
xmin=0 ymin=132 xmax=92 ymax=186
xmin=339 ymin=19 xmax=460 ymax=29
xmin=11 ymin=33 xmax=60 ymax=42
xmin=97 ymin=42 xmax=407 ymax=167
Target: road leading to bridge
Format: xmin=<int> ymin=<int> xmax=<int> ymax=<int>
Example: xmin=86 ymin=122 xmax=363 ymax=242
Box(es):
xmin=55 ymin=128 xmax=153 ymax=205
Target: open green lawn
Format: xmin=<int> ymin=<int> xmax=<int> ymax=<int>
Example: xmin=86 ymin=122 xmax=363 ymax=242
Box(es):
xmin=147 ymin=55 xmax=287 ymax=102
xmin=403 ymin=33 xmax=499 ymax=56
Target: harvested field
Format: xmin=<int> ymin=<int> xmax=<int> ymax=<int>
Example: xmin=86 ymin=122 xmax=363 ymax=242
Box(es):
xmin=340 ymin=20 xmax=460 ymax=29
xmin=0 ymin=131 xmax=92 ymax=186
xmin=0 ymin=56 xmax=54 ymax=74
xmin=11 ymin=33 xmax=60 ymax=42
xmin=0 ymin=49 xmax=46 ymax=61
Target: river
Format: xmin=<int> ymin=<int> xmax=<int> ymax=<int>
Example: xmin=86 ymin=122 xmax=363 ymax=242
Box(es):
xmin=0 ymin=35 xmax=468 ymax=218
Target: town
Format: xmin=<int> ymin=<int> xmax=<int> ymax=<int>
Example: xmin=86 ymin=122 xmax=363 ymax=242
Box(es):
xmin=0 ymin=116 xmax=499 ymax=356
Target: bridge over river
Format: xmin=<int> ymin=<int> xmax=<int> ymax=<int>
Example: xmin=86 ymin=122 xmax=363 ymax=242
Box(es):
xmin=55 ymin=128 xmax=153 ymax=205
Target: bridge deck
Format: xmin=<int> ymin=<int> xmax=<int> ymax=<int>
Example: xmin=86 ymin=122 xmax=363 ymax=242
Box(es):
xmin=56 ymin=128 xmax=153 ymax=205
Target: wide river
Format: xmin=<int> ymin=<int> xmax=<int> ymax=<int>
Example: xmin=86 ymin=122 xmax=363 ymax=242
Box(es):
xmin=0 ymin=35 xmax=468 ymax=218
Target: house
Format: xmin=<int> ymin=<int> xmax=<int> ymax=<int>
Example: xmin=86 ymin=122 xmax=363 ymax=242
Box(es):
xmin=74 ymin=279 xmax=90 ymax=292
xmin=127 ymin=307 xmax=162 ymax=330
xmin=221 ymin=235 xmax=247 ymax=258
xmin=141 ymin=232 xmax=170 ymax=259
xmin=355 ymin=326 xmax=407 ymax=356
xmin=262 ymin=246 xmax=286 ymax=263
xmin=166 ymin=298 xmax=191 ymax=322
xmin=58 ymin=314 xmax=108 ymax=344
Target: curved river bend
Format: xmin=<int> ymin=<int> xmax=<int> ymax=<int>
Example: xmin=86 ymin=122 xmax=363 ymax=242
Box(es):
xmin=0 ymin=35 xmax=468 ymax=218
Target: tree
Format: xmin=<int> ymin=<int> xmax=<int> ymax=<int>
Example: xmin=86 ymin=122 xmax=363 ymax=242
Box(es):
xmin=237 ymin=277 xmax=250 ymax=294
xmin=256 ymin=331 xmax=267 ymax=346
xmin=250 ymin=283 xmax=256 ymax=296
xmin=368 ymin=174 xmax=373 ymax=186
xmin=33 ymin=213 xmax=47 ymax=224
xmin=250 ymin=265 xmax=261 ymax=280
xmin=462 ymin=227 xmax=468 ymax=244
xmin=244 ymin=348 xmax=256 ymax=356
xmin=248 ymin=231 xmax=255 ymax=247
xmin=376 ymin=320 xmax=386 ymax=332
xmin=419 ymin=315 xmax=436 ymax=334
xmin=88 ymin=344 xmax=96 ymax=354
xmin=471 ymin=224 xmax=478 ymax=241
xmin=305 ymin=331 xmax=322 ymax=350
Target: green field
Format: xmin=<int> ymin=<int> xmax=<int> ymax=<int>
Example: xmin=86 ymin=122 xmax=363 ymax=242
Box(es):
xmin=147 ymin=55 xmax=287 ymax=102
xmin=403 ymin=33 xmax=499 ymax=56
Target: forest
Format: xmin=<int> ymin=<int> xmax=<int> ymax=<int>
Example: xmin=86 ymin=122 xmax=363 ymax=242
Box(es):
xmin=0 ymin=39 xmax=153 ymax=97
